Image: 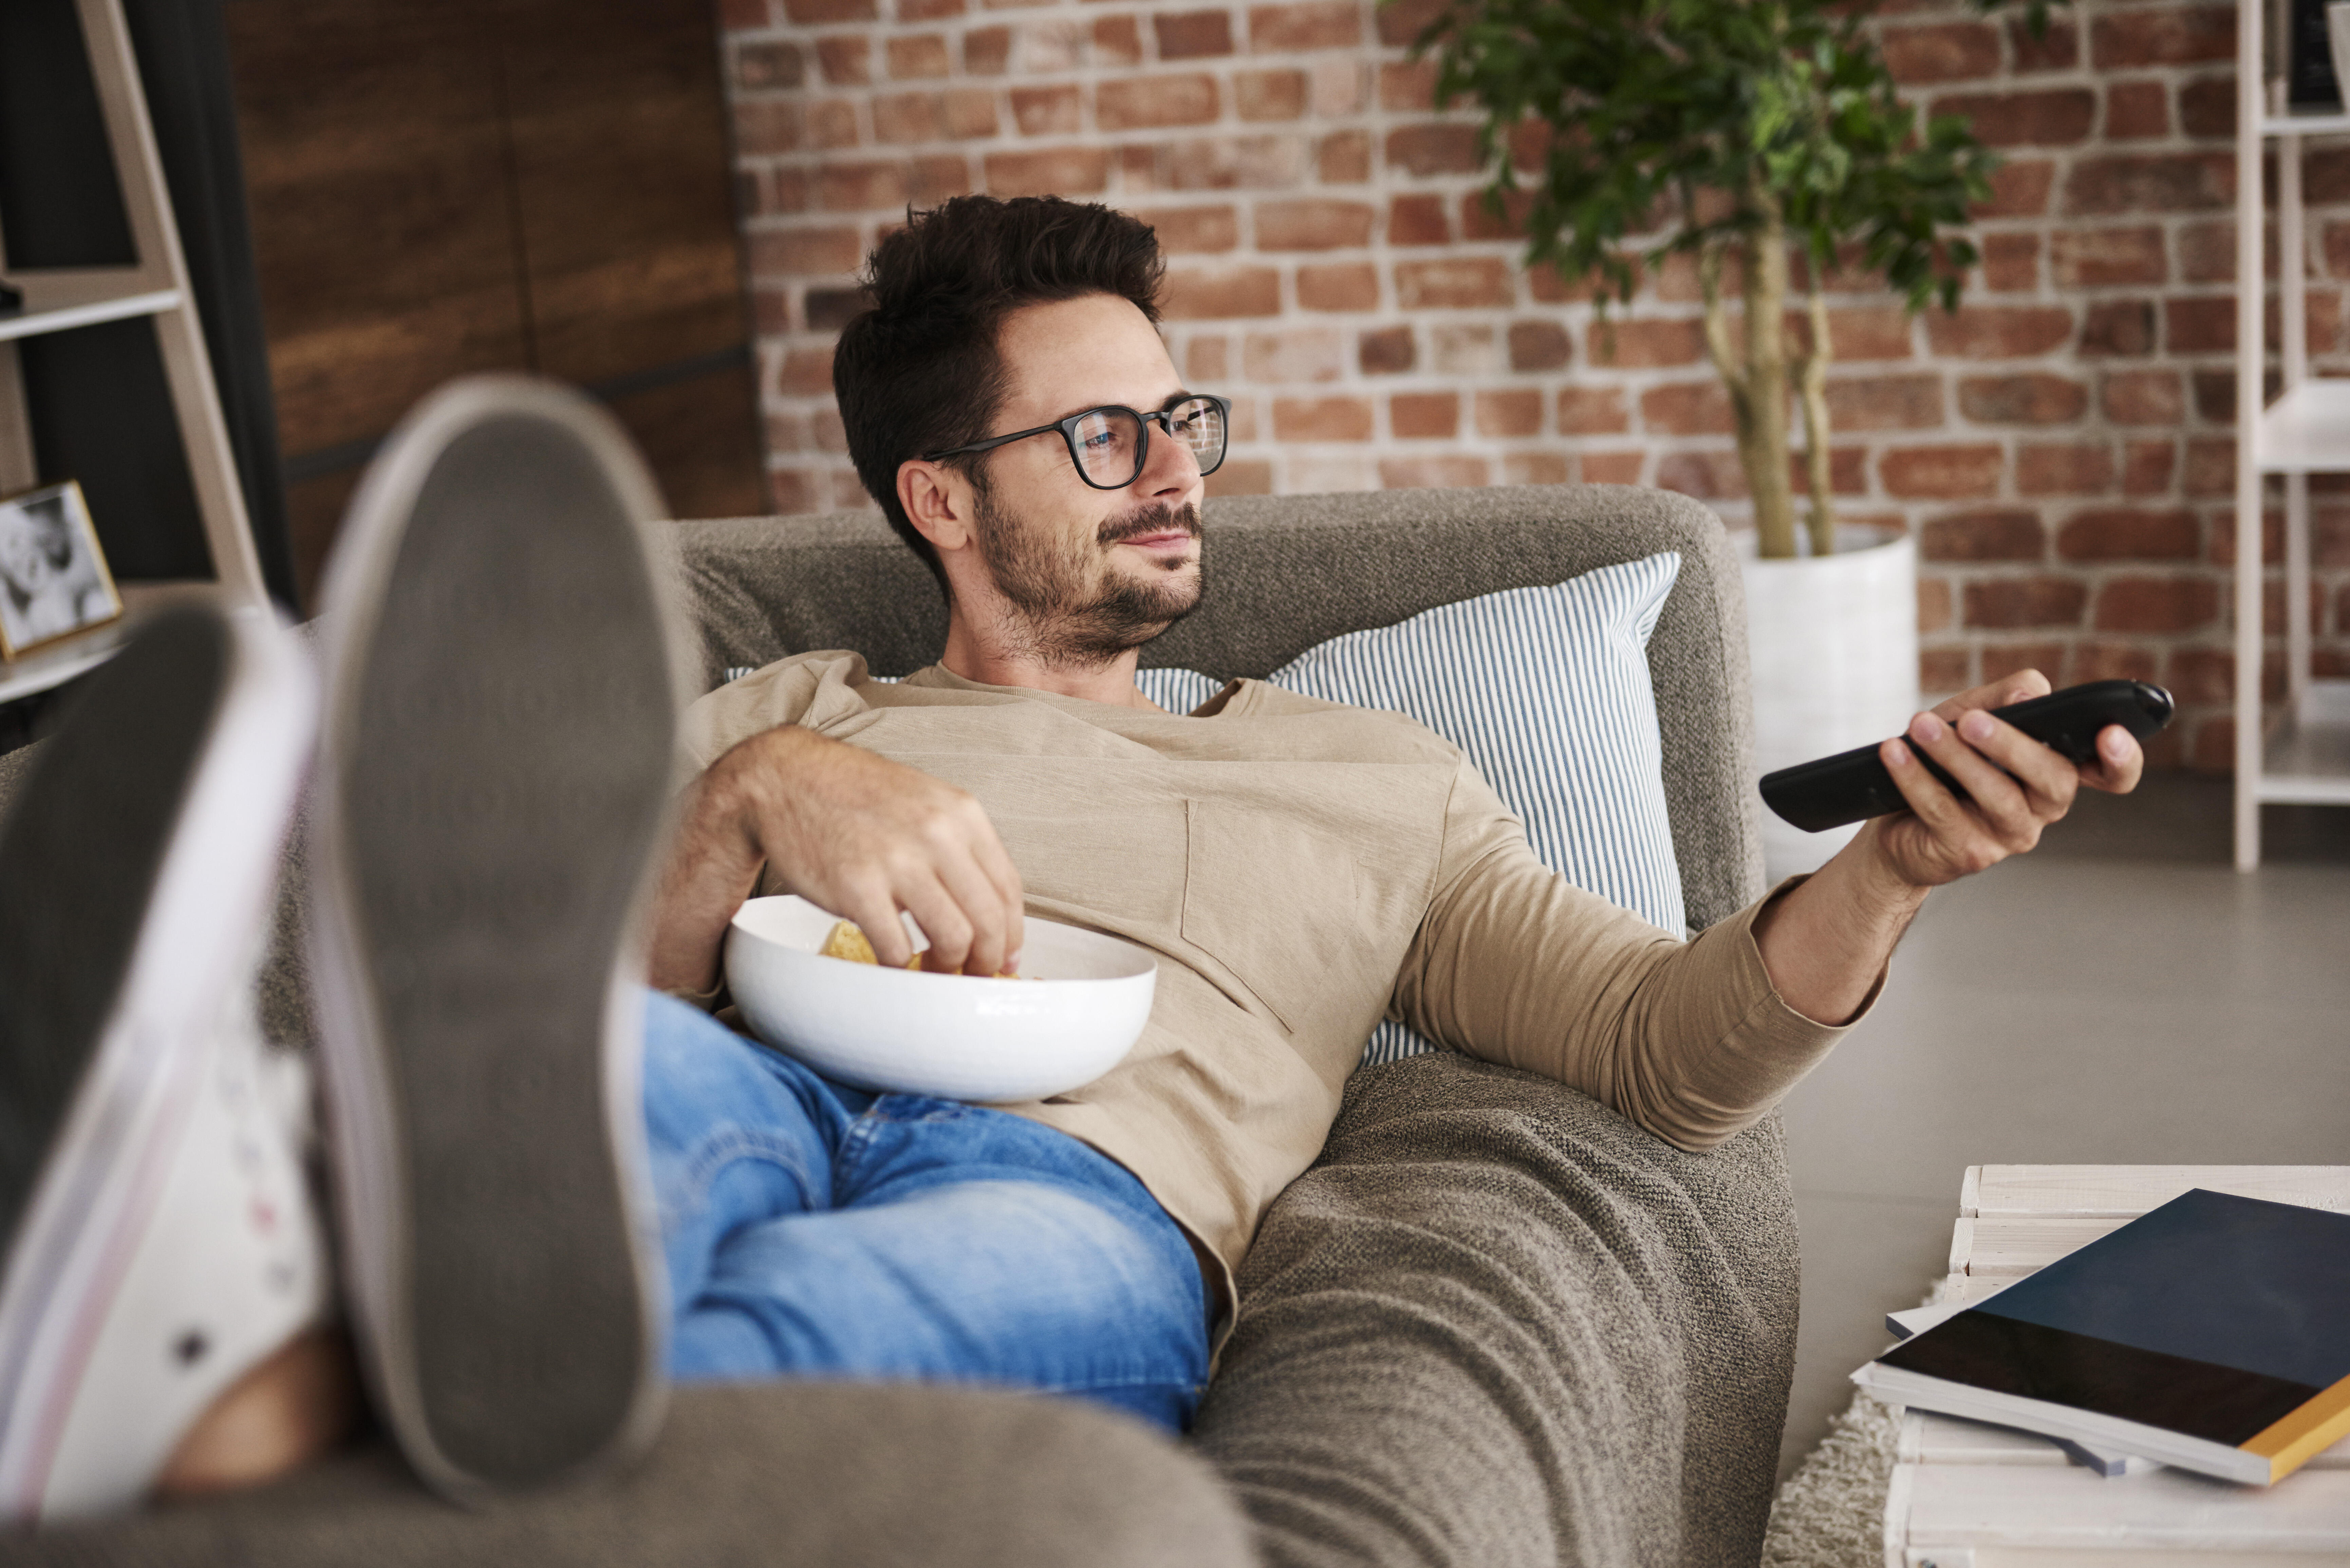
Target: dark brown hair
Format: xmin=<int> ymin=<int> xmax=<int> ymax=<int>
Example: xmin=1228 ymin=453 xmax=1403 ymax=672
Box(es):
xmin=832 ymin=195 xmax=1165 ymax=581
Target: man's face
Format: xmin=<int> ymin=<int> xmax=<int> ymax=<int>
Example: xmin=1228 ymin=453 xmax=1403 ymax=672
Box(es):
xmin=0 ymin=507 xmax=50 ymax=598
xmin=962 ymin=294 xmax=1208 ymax=668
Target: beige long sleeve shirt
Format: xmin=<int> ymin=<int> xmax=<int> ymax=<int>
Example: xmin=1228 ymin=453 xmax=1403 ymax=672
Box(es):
xmin=680 ymin=651 xmax=1862 ymax=1284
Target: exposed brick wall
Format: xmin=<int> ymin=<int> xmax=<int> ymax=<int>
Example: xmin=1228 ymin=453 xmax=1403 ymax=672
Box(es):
xmin=719 ymin=0 xmax=2347 ymax=770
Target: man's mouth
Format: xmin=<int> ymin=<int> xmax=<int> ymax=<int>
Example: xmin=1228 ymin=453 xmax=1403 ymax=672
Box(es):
xmin=1100 ymin=504 xmax=1202 ymax=551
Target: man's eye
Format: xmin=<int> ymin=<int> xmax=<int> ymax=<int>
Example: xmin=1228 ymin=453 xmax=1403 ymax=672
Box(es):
xmin=1082 ymin=430 xmax=1117 ymax=450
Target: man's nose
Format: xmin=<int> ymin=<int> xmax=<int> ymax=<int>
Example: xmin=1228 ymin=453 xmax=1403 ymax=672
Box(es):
xmin=1136 ymin=421 xmax=1202 ymax=498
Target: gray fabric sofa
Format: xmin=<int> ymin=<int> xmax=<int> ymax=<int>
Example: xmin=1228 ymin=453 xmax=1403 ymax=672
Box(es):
xmin=0 ymin=483 xmax=1791 ymax=1567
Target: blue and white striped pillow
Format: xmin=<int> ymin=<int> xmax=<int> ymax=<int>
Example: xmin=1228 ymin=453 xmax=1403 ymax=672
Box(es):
xmin=1135 ymin=551 xmax=1685 ymax=1068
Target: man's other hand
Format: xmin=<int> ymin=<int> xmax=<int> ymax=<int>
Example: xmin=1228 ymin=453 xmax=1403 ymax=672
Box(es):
xmin=650 ymin=726 xmax=1026 ymax=994
xmin=1868 ymin=669 xmax=2145 ymax=889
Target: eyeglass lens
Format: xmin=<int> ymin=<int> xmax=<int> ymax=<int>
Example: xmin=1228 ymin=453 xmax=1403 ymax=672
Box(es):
xmin=1070 ymin=398 xmax=1225 ymax=487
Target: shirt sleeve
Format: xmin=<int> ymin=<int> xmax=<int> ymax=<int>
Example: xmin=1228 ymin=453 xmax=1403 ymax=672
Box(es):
xmin=1391 ymin=761 xmax=1877 ymax=1152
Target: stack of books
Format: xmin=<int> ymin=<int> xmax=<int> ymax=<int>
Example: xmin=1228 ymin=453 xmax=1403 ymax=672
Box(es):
xmin=1852 ymin=1189 xmax=2350 ymax=1486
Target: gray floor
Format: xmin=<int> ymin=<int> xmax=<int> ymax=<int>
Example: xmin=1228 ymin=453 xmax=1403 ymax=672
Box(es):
xmin=1773 ymin=777 xmax=2350 ymax=1482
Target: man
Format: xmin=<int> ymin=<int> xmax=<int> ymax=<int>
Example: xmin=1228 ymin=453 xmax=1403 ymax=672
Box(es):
xmin=0 ymin=194 xmax=2139 ymax=1520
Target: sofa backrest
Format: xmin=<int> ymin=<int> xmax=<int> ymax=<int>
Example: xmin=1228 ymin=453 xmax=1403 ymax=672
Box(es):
xmin=665 ymin=484 xmax=1766 ymax=931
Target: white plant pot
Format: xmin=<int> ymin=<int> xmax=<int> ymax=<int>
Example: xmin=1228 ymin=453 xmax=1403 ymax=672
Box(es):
xmin=1739 ymin=524 xmax=1920 ymax=881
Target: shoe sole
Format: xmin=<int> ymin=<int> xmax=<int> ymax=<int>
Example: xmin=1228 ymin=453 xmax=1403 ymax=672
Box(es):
xmin=0 ymin=605 xmax=313 ymax=1518
xmin=310 ymin=377 xmax=681 ymax=1503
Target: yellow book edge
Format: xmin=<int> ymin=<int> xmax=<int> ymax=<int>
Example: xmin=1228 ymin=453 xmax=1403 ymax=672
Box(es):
xmin=2245 ymin=1372 xmax=2350 ymax=1482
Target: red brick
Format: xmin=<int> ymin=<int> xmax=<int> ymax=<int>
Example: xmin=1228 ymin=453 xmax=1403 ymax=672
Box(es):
xmin=1503 ymin=453 xmax=1571 ymax=487
xmin=1923 ymin=509 xmax=2046 ymax=561
xmin=767 ymin=468 xmax=822 ymax=514
xmin=719 ymin=0 xmax=770 ymax=24
xmin=806 ymin=285 xmax=876 ymax=331
xmin=1256 ymin=198 xmax=1375 ymax=250
xmin=937 ymin=89 xmax=994 ymax=137
xmin=732 ymin=100 xmax=803 ymax=154
xmin=2010 ymin=15 xmax=2080 ymax=71
xmin=1242 ymin=326 xmax=1344 ymax=381
xmin=818 ymin=161 xmax=908 ymax=212
xmin=1786 ymin=447 xmax=1868 ymax=497
xmin=735 ymin=41 xmax=806 ymax=90
xmin=2091 ymin=5 xmax=2235 ymax=68
xmin=2121 ymin=439 xmax=2178 ymax=496
xmin=752 ymin=227 xmax=862 ymax=276
xmin=1920 ymin=645 xmax=1971 ymax=690
xmin=1933 ymin=89 xmax=2095 ymax=148
xmin=1377 ymin=60 xmax=1437 ymax=113
xmin=776 ymin=344 xmax=835 ymax=395
xmin=1010 ymin=85 xmax=1081 ymax=136
xmin=2059 ymin=508 xmax=2198 ymax=561
xmin=2048 ymin=227 xmax=2166 ymax=287
xmin=1149 ymin=135 xmax=1306 ymax=192
xmin=2178 ymin=76 xmax=2234 ymax=139
xmin=1386 ymin=193 xmax=1449 ymax=246
xmin=2184 ymin=438 xmax=2235 ymax=496
xmin=1979 ymin=642 xmax=2071 ymax=688
xmin=1385 ymin=124 xmax=1482 ymax=177
xmin=899 ymin=0 xmax=965 ymax=18
xmin=2186 ymin=713 xmax=2233 ymax=773
xmin=1591 ymin=317 xmax=1703 ymax=368
xmin=2017 ymin=442 xmax=2115 ymax=495
xmin=2079 ymin=301 xmax=2157 ymax=357
xmin=983 ymin=145 xmax=1108 ymax=195
xmin=2207 ymin=507 xmax=2283 ymax=568
xmin=1358 ymin=325 xmax=1414 ymax=374
xmin=1654 ymin=450 xmax=1750 ymax=500
xmin=1249 ymin=0 xmax=1360 ymax=51
xmin=1959 ymin=374 xmax=2088 ymax=425
xmin=2073 ymin=642 xmax=2161 ymax=683
xmin=1395 ymin=257 xmax=1513 ymax=309
xmin=1557 ymin=387 xmax=1630 ymax=434
xmin=1154 ymin=9 xmax=1232 ymax=58
xmin=1508 ymin=319 xmax=1571 ymax=371
xmin=1184 ymin=336 xmax=1229 ymax=380
xmin=1162 ymin=264 xmax=1281 ymax=318
xmin=1926 ymin=306 xmax=2074 ymax=359
xmin=1317 ymin=130 xmax=1370 ymax=182
xmin=1204 ymin=459 xmax=1274 ymax=498
xmin=1274 ymin=396 xmax=1374 ymax=440
xmin=2164 ymin=296 xmax=2234 ymax=354
xmin=1136 ymin=204 xmax=1238 ymax=253
xmin=2176 ymin=221 xmax=2242 ymax=284
xmin=2095 ymin=576 xmax=2218 ymax=632
xmin=1641 ymin=381 xmax=1733 ymax=436
xmin=1459 ymin=188 xmax=1534 ymax=242
xmin=1374 ymin=0 xmax=1442 ymax=46
xmin=2326 ymin=222 xmax=2350 ymax=280
xmin=873 ymin=92 xmax=939 ymax=144
xmin=1297 ymin=261 xmax=1378 ymax=310
xmin=964 ymin=25 xmax=1011 ymax=73
xmin=1919 ymin=579 xmax=1955 ymax=635
xmin=1097 ymin=73 xmax=1218 ymax=130
xmin=1475 ymin=389 xmax=1544 ymax=437
xmin=2317 ymin=507 xmax=2350 ymax=566
xmin=1824 ymin=374 xmax=1945 ymax=431
xmin=1390 ymin=391 xmax=1459 ymax=438
xmin=1235 ymin=69 xmax=1307 ymax=120
xmin=2105 ymin=80 xmax=2168 ymax=139
xmin=1379 ymin=456 xmax=1490 ymax=489
xmin=909 ymin=154 xmax=969 ymax=202
xmin=1978 ymin=161 xmax=2056 ymax=219
xmin=1580 ymin=451 xmax=1646 ymax=484
xmin=2166 ymin=646 xmax=2233 ymax=705
xmin=781 ymin=0 xmax=873 ymax=21
xmin=1982 ymin=232 xmax=2039 ymax=292
xmin=1799 ymin=305 xmax=1914 ymax=361
xmin=885 ymin=34 xmax=949 ymax=78
xmin=1093 ymin=16 xmax=1142 ymax=66
xmin=1883 ymin=444 xmax=2004 ymax=499
xmin=1882 ymin=21 xmax=2000 ymax=83
xmin=2063 ymin=153 xmax=2233 ymax=215
xmin=1965 ymin=577 xmax=2089 ymax=628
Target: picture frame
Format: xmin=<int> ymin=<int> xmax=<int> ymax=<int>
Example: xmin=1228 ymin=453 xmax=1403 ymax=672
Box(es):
xmin=0 ymin=480 xmax=123 ymax=660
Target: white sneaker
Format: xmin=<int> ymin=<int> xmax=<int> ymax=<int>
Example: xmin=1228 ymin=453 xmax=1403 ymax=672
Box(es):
xmin=0 ymin=601 xmax=320 ymax=1522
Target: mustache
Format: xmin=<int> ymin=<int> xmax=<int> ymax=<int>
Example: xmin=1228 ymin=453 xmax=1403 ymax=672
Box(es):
xmin=1098 ymin=502 xmax=1202 ymax=547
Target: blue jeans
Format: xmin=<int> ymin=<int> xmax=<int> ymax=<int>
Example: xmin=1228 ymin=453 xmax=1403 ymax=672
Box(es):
xmin=640 ymin=992 xmax=1209 ymax=1431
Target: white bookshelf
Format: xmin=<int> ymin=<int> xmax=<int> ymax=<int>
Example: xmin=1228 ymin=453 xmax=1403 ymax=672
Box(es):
xmin=0 ymin=0 xmax=266 ymax=707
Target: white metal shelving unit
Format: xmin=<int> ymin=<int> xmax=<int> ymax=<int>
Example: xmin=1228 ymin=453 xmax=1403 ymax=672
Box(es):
xmin=0 ymin=0 xmax=266 ymax=704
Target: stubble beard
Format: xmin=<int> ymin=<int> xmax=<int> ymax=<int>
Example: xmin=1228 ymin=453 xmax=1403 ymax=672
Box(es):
xmin=972 ymin=484 xmax=1205 ymax=671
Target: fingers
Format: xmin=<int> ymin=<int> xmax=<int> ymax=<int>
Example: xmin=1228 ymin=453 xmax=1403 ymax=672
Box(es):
xmin=1931 ymin=666 xmax=2051 ymax=725
xmin=2079 ymin=723 xmax=2145 ymax=796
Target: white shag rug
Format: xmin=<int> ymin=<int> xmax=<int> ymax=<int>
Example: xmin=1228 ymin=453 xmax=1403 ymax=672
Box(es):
xmin=1757 ymin=1388 xmax=1902 ymax=1568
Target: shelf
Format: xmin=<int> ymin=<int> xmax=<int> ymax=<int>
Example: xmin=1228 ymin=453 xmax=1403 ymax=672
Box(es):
xmin=2256 ymin=680 xmax=2350 ymax=805
xmin=0 ymin=581 xmax=210 ymax=707
xmin=0 ymin=271 xmax=181 ymax=345
xmin=2255 ymin=379 xmax=2350 ymax=471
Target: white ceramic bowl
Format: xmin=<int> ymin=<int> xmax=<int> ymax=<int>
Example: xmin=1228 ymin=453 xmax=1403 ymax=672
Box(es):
xmin=724 ymin=895 xmax=1158 ymax=1102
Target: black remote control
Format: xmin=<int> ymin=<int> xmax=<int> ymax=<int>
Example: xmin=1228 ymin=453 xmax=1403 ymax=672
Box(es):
xmin=1759 ymin=679 xmax=2175 ymax=833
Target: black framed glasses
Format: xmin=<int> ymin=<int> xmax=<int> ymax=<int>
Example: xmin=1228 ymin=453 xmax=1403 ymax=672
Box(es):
xmin=923 ymin=394 xmax=1230 ymax=491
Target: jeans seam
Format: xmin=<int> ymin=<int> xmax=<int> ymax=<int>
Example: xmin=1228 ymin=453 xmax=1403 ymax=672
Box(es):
xmin=684 ymin=1127 xmax=827 ymax=1203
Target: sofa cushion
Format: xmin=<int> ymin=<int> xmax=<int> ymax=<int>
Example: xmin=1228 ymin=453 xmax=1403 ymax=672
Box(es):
xmin=1134 ymin=553 xmax=1686 ymax=1066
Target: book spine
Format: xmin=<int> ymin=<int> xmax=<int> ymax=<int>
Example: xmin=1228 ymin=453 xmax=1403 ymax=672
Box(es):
xmin=2244 ymin=1371 xmax=2350 ymax=1482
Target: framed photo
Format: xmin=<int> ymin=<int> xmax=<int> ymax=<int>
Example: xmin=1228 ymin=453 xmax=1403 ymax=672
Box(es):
xmin=0 ymin=481 xmax=122 ymax=660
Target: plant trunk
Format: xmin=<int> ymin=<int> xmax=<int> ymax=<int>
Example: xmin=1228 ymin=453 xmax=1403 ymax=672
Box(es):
xmin=1798 ymin=282 xmax=1836 ymax=556
xmin=1735 ymin=199 xmax=1797 ymax=559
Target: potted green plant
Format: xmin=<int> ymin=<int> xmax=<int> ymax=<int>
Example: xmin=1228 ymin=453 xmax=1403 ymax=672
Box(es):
xmin=1412 ymin=0 xmax=2053 ymax=872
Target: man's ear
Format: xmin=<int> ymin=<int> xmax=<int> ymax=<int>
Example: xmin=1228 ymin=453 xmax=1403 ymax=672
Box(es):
xmin=897 ymin=459 xmax=974 ymax=555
